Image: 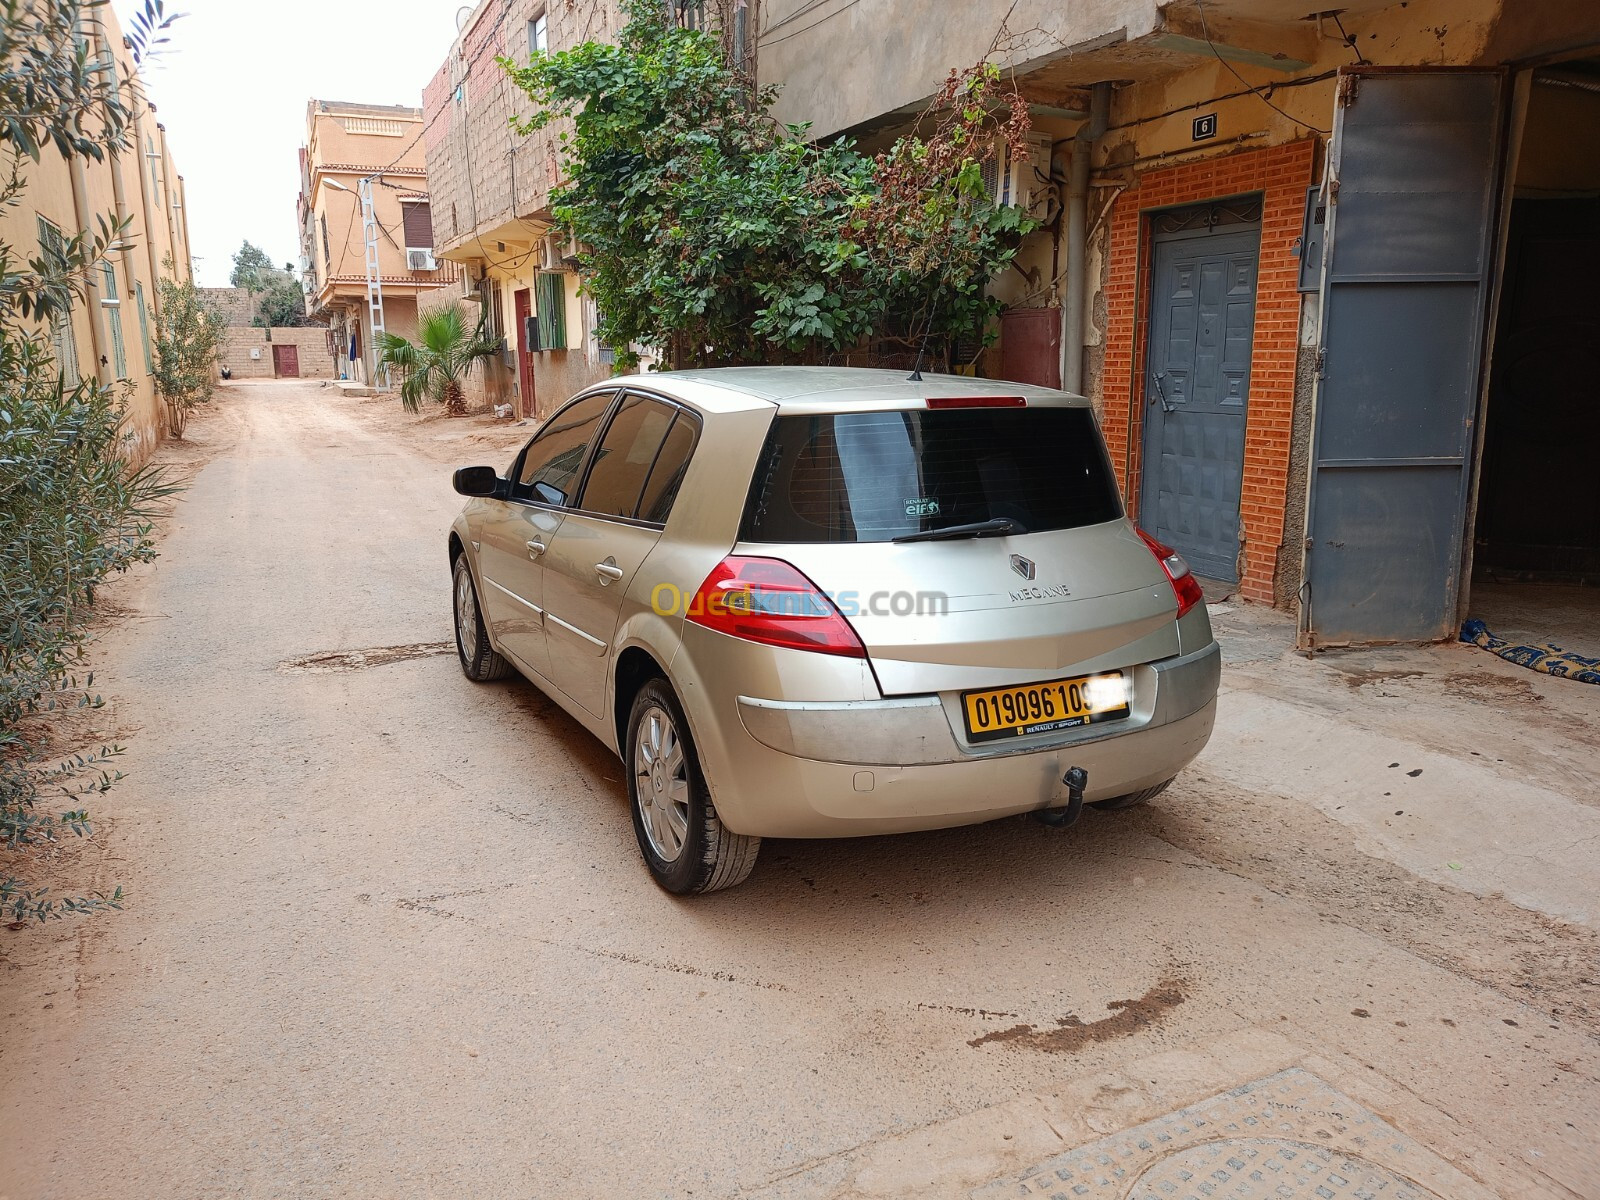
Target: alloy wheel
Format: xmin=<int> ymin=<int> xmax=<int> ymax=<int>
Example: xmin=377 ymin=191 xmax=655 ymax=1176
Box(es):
xmin=454 ymin=563 xmax=478 ymax=652
xmin=634 ymin=703 xmax=690 ymax=862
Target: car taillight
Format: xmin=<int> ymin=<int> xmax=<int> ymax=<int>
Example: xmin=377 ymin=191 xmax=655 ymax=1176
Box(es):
xmin=686 ymin=556 xmax=867 ymax=658
xmin=1137 ymin=529 xmax=1204 ymax=619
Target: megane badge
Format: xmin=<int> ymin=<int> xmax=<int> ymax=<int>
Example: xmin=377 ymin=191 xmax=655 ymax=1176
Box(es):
xmin=1009 ymin=554 xmax=1036 ymax=580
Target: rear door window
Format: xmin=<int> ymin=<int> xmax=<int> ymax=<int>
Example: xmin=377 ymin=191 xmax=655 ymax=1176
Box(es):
xmin=514 ymin=391 xmax=615 ymax=506
xmin=740 ymin=407 xmax=1122 ymax=543
xmin=636 ymin=411 xmax=700 ymax=524
xmin=577 ymin=394 xmax=680 ymax=519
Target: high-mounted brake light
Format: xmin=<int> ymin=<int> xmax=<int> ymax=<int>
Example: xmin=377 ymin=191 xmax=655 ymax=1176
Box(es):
xmin=924 ymin=395 xmax=1026 ymax=409
xmin=686 ymin=556 xmax=867 ymax=658
xmin=1138 ymin=529 xmax=1204 ymax=619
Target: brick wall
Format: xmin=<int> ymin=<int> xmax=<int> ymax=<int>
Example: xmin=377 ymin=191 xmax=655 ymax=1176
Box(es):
xmin=1099 ymin=139 xmax=1317 ymax=604
xmin=218 ymin=327 xmax=337 ymax=379
xmin=423 ymin=0 xmax=620 ymax=252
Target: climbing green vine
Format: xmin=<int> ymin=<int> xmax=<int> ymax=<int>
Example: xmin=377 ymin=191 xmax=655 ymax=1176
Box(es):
xmin=502 ymin=0 xmax=1035 ymax=371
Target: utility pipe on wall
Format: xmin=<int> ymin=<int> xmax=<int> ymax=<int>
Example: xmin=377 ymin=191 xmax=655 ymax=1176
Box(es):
xmin=131 ymin=108 xmax=163 ymax=321
xmin=68 ymin=10 xmax=110 ymax=385
xmin=156 ymin=123 xmax=181 ymax=260
xmin=1061 ymin=82 xmax=1111 ymax=395
xmin=92 ymin=30 xmax=138 ymax=305
xmin=66 ymin=151 xmax=111 ymax=387
xmin=175 ymin=175 xmax=193 ymax=278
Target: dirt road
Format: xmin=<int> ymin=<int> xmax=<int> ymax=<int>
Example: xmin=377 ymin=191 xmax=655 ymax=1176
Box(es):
xmin=2 ymin=379 xmax=1595 ymax=1199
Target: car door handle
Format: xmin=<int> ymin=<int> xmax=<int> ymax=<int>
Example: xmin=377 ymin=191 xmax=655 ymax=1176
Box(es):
xmin=526 ymin=539 xmax=546 ymax=558
xmin=595 ymin=558 xmax=624 ymax=583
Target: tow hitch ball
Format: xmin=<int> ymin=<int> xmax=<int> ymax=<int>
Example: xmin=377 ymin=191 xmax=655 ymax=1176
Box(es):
xmin=1033 ymin=766 xmax=1088 ymax=828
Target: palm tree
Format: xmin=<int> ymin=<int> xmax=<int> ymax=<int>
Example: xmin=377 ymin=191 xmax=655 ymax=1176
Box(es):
xmin=375 ymin=303 xmax=502 ymax=415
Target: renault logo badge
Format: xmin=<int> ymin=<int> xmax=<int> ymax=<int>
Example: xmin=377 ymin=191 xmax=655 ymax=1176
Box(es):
xmin=1009 ymin=554 xmax=1035 ymax=580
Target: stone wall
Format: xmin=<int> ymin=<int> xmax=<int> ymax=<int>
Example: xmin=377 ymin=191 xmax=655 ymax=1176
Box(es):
xmin=218 ymin=327 xmax=337 ymax=380
xmin=200 ymin=287 xmax=254 ymax=326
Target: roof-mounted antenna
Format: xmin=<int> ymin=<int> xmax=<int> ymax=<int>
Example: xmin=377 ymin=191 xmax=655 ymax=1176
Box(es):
xmin=907 ymin=292 xmax=942 ymax=382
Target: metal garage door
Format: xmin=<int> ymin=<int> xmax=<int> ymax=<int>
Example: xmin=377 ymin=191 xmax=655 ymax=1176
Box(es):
xmin=1300 ymin=68 xmax=1507 ymax=646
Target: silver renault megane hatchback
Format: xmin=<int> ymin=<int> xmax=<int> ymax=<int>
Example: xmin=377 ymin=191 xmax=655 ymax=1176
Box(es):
xmin=448 ymin=367 xmax=1220 ymax=894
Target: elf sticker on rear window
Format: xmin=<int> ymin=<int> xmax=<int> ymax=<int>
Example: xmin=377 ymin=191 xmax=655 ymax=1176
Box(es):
xmin=905 ymin=497 xmax=940 ymax=517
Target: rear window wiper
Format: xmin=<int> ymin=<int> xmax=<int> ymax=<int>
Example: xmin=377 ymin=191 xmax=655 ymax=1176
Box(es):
xmin=893 ymin=517 xmax=1025 ymax=544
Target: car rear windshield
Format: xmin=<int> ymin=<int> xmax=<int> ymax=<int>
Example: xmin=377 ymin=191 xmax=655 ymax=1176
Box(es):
xmin=739 ymin=407 xmax=1123 ymax=544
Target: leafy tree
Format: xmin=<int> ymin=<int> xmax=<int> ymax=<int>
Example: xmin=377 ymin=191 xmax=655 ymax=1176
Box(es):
xmin=0 ymin=0 xmax=166 ymax=163
xmin=229 ymin=239 xmax=274 ymax=325
xmin=254 ymin=270 xmax=309 ymax=328
xmin=153 ymin=263 xmax=225 ymax=437
xmin=228 ymin=240 xmax=272 ymax=290
xmin=1 ymin=0 xmax=179 ymax=923
xmin=376 ymin=302 xmax=500 ymax=415
xmin=501 ymin=0 xmax=1033 ymax=370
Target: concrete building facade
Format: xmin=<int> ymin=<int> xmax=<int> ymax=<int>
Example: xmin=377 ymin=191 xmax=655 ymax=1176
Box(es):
xmin=421 ymin=0 xmax=630 ymax=418
xmin=759 ymin=0 xmax=1600 ymax=646
xmin=0 ymin=3 xmax=196 ymax=466
xmin=296 ymin=100 xmax=462 ymax=387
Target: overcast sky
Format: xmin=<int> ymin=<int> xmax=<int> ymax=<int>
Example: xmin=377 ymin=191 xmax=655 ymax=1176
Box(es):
xmin=113 ymin=0 xmax=465 ymax=287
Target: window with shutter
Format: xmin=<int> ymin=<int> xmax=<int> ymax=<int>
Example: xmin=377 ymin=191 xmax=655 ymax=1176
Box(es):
xmin=35 ymin=217 xmax=80 ymax=387
xmin=478 ymin=276 xmax=501 ymax=339
xmin=136 ymin=281 xmax=152 ymax=373
xmin=401 ymin=201 xmax=433 ymax=250
xmin=102 ymin=262 xmax=127 ymax=380
xmin=535 ymin=272 xmax=566 ymax=350
xmin=321 ymin=213 xmax=330 ymax=268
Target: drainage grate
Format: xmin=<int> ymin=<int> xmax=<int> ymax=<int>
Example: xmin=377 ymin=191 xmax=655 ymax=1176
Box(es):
xmin=972 ymin=1069 xmax=1494 ymax=1200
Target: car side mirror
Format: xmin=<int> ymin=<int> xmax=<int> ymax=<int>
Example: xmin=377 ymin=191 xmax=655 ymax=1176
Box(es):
xmin=453 ymin=465 xmax=502 ymax=497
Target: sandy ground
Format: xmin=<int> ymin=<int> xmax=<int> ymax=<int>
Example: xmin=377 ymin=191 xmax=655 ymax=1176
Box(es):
xmin=1 ymin=378 xmax=1596 ymax=1200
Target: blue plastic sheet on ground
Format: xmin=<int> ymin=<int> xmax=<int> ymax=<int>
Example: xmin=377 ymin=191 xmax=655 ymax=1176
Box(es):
xmin=1460 ymin=618 xmax=1600 ymax=685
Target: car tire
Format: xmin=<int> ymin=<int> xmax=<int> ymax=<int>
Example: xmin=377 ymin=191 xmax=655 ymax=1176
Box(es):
xmin=452 ymin=554 xmax=512 ymax=682
xmin=626 ymin=678 xmax=759 ymax=894
xmin=1090 ymin=777 xmax=1174 ymax=812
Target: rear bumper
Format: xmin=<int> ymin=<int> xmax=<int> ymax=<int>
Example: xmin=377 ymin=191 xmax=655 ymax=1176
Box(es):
xmin=736 ymin=640 xmax=1220 ymax=765
xmin=698 ymin=641 xmax=1220 ymax=838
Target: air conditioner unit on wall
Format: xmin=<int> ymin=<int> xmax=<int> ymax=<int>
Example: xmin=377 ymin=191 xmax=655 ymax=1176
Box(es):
xmin=407 ymin=248 xmax=437 ymax=271
xmin=540 ymin=234 xmax=563 ymax=272
xmin=980 ymin=131 xmax=1055 ymax=220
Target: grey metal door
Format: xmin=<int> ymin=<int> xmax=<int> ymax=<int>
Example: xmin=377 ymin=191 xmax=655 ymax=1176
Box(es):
xmin=1139 ymin=223 xmax=1259 ymax=582
xmin=1301 ymin=68 xmax=1506 ymax=646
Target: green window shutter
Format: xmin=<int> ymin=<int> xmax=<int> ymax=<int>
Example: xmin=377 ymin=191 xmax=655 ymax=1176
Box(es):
xmin=36 ymin=217 xmax=80 ymax=387
xmin=102 ymin=262 xmax=127 ymax=380
xmin=536 ymin=272 xmax=566 ymax=350
xmin=136 ymin=282 xmax=153 ymax=373
xmin=535 ymin=274 xmax=551 ymax=349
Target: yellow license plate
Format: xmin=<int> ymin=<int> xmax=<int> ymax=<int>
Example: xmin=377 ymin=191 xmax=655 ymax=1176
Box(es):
xmin=961 ymin=672 xmax=1130 ymax=743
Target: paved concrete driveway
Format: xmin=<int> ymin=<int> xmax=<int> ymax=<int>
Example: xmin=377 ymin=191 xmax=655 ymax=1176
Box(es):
xmin=1 ymin=380 xmax=1595 ymax=1200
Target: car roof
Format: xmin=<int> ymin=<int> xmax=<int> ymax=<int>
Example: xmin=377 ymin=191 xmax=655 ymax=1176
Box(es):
xmin=612 ymin=366 xmax=1090 ymax=414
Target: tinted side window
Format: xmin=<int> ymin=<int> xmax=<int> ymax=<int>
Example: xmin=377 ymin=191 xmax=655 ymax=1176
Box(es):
xmin=515 ymin=392 xmax=615 ymax=505
xmin=637 ymin=412 xmax=700 ymax=524
xmin=578 ymin=395 xmax=677 ymax=518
